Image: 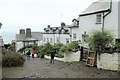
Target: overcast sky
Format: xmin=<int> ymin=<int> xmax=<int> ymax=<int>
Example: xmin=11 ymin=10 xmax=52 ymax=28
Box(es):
xmin=0 ymin=0 xmax=99 ymax=43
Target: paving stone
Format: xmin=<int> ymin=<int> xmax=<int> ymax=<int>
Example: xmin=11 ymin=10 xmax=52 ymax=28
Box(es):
xmin=2 ymin=57 xmax=119 ymax=78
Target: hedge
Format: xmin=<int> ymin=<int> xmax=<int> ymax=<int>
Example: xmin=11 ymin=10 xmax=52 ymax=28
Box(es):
xmin=2 ymin=50 xmax=25 ymax=67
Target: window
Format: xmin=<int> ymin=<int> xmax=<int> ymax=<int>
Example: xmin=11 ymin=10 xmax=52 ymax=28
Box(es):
xmin=50 ymin=38 xmax=52 ymax=43
xmin=44 ymin=37 xmax=46 ymax=42
xmin=66 ymin=38 xmax=69 ymax=43
xmin=47 ymin=38 xmax=49 ymax=43
xmin=96 ymin=14 xmax=102 ymax=24
xmin=73 ymin=33 xmax=76 ymax=39
xmin=56 ymin=37 xmax=60 ymax=43
xmin=82 ymin=34 xmax=88 ymax=43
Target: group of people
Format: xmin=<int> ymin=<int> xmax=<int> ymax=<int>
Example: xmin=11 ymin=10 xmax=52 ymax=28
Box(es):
xmin=26 ymin=48 xmax=36 ymax=59
xmin=25 ymin=48 xmax=56 ymax=64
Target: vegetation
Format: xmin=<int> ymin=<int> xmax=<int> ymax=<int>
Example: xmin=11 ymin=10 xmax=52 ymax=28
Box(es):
xmin=2 ymin=49 xmax=25 ymax=67
xmin=113 ymin=42 xmax=120 ymax=52
xmin=39 ymin=43 xmax=52 ymax=58
xmin=60 ymin=41 xmax=79 ymax=53
xmin=87 ymin=30 xmax=113 ymax=53
xmin=52 ymin=43 xmax=63 ymax=51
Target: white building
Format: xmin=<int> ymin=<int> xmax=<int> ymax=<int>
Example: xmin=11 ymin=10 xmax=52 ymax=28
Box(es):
xmin=69 ymin=18 xmax=80 ymax=42
xmin=79 ymin=0 xmax=120 ymax=43
xmin=15 ymin=28 xmax=42 ymax=51
xmin=42 ymin=21 xmax=80 ymax=45
xmin=42 ymin=23 xmax=71 ymax=45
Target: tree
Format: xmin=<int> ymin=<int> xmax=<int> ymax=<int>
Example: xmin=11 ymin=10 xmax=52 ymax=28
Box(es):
xmin=87 ymin=30 xmax=113 ymax=53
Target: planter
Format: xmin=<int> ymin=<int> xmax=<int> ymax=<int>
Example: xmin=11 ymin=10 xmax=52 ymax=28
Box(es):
xmin=64 ymin=51 xmax=80 ymax=62
xmin=97 ymin=53 xmax=120 ymax=71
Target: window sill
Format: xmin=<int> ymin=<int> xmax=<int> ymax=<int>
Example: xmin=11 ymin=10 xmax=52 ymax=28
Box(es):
xmin=95 ymin=22 xmax=101 ymax=24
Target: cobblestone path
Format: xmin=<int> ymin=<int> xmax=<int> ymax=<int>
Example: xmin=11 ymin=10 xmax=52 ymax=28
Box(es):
xmin=2 ymin=57 xmax=119 ymax=78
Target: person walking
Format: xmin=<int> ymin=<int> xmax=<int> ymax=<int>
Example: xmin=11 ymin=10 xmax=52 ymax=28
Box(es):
xmin=32 ymin=48 xmax=35 ymax=59
xmin=26 ymin=50 xmax=31 ymax=60
xmin=50 ymin=49 xmax=56 ymax=64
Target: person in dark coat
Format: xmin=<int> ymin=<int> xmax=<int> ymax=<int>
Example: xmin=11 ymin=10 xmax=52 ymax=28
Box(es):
xmin=50 ymin=49 xmax=56 ymax=64
xmin=26 ymin=50 xmax=31 ymax=60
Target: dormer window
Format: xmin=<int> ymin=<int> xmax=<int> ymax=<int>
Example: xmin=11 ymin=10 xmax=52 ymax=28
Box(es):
xmin=96 ymin=14 xmax=102 ymax=24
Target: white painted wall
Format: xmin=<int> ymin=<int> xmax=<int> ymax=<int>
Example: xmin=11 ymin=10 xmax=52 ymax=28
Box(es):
xmin=44 ymin=55 xmax=64 ymax=61
xmin=103 ymin=2 xmax=118 ymax=38
xmin=97 ymin=53 xmax=120 ymax=71
xmin=79 ymin=1 xmax=119 ymax=42
xmin=59 ymin=34 xmax=70 ymax=44
xmin=16 ymin=41 xmax=24 ymax=51
xmin=64 ymin=51 xmax=80 ymax=62
xmin=70 ymin=27 xmax=80 ymax=41
xmin=43 ymin=34 xmax=54 ymax=45
xmin=43 ymin=33 xmax=70 ymax=45
xmin=79 ymin=14 xmax=102 ymax=42
xmin=118 ymin=1 xmax=120 ymax=38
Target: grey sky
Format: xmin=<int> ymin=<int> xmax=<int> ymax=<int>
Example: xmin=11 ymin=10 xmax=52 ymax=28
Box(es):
xmin=0 ymin=0 xmax=98 ymax=43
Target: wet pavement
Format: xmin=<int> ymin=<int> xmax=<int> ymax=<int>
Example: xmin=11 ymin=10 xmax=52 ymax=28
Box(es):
xmin=2 ymin=57 xmax=119 ymax=78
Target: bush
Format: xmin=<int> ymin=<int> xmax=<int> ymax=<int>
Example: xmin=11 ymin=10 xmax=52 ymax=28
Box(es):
xmin=52 ymin=43 xmax=63 ymax=50
xmin=2 ymin=50 xmax=25 ymax=67
xmin=60 ymin=41 xmax=79 ymax=53
xmin=87 ymin=30 xmax=113 ymax=53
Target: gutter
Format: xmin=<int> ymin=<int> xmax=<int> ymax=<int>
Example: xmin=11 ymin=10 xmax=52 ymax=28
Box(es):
xmin=79 ymin=9 xmax=109 ymax=17
xmin=102 ymin=0 xmax=112 ymax=32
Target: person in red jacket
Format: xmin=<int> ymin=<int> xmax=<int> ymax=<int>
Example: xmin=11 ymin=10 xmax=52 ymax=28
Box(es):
xmin=32 ymin=48 xmax=35 ymax=58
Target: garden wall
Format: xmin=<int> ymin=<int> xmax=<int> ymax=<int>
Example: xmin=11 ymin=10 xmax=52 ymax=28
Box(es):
xmin=97 ymin=53 xmax=120 ymax=71
xmin=64 ymin=51 xmax=80 ymax=62
xmin=44 ymin=55 xmax=64 ymax=61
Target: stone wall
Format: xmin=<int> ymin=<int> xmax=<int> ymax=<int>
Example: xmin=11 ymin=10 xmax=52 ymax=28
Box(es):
xmin=44 ymin=55 xmax=64 ymax=61
xmin=97 ymin=53 xmax=120 ymax=71
xmin=64 ymin=51 xmax=80 ymax=62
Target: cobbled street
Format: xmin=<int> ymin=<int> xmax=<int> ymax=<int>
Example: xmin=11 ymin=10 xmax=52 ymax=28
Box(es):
xmin=2 ymin=57 xmax=119 ymax=78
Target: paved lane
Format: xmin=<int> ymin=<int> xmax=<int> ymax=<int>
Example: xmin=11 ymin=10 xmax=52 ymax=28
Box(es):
xmin=2 ymin=57 xmax=119 ymax=78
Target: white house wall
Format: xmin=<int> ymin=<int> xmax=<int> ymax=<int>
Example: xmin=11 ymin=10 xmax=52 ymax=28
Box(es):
xmin=43 ymin=34 xmax=54 ymax=45
xmin=43 ymin=33 xmax=70 ymax=45
xmin=79 ymin=1 xmax=119 ymax=42
xmin=71 ymin=27 xmax=80 ymax=41
xmin=16 ymin=41 xmax=23 ymax=51
xmin=118 ymin=1 xmax=120 ymax=38
xmin=79 ymin=15 xmax=102 ymax=42
xmin=103 ymin=2 xmax=118 ymax=38
xmin=59 ymin=34 xmax=70 ymax=44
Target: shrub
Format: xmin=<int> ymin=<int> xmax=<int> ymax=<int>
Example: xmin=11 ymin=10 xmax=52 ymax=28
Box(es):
xmin=2 ymin=50 xmax=25 ymax=67
xmin=60 ymin=41 xmax=79 ymax=53
xmin=52 ymin=43 xmax=63 ymax=51
xmin=60 ymin=44 xmax=70 ymax=53
xmin=87 ymin=30 xmax=113 ymax=53
xmin=39 ymin=43 xmax=53 ymax=58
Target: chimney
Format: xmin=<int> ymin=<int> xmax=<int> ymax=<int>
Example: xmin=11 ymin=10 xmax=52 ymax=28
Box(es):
xmin=19 ymin=29 xmax=25 ymax=34
xmin=47 ymin=25 xmax=50 ymax=28
xmin=61 ymin=22 xmax=66 ymax=27
xmin=26 ymin=28 xmax=31 ymax=38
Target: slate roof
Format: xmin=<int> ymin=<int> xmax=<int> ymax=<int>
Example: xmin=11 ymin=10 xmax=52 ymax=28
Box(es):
xmin=80 ymin=0 xmax=110 ymax=16
xmin=44 ymin=26 xmax=70 ymax=34
xmin=16 ymin=32 xmax=42 ymax=42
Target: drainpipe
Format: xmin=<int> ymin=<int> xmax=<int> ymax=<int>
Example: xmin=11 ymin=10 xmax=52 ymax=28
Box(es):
xmin=102 ymin=0 xmax=112 ymax=32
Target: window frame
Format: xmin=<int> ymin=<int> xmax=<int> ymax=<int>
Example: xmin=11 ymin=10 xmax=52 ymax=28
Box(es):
xmin=96 ymin=14 xmax=102 ymax=24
